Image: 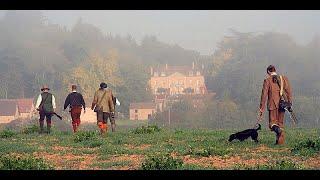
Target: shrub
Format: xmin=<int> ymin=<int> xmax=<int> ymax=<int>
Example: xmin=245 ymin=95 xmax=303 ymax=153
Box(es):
xmin=141 ymin=153 xmax=183 ymax=170
xmin=132 ymin=125 xmax=161 ymax=134
xmin=22 ymin=124 xmax=39 ymax=134
xmin=0 ymin=129 xmax=16 ymax=138
xmin=73 ymin=131 xmax=98 ymax=143
xmin=291 ymin=138 xmax=320 ymax=155
xmin=0 ymin=154 xmax=53 ymax=170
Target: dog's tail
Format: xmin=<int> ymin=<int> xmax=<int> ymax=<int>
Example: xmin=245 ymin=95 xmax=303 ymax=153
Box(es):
xmin=256 ymin=124 xmax=261 ymax=131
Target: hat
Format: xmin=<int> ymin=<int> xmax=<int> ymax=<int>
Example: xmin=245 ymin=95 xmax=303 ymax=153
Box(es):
xmin=100 ymin=82 xmax=107 ymax=89
xmin=41 ymin=85 xmax=50 ymax=91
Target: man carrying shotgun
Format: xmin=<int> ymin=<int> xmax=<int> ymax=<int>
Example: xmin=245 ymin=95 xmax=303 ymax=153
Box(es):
xmin=258 ymin=65 xmax=293 ymax=145
xmin=35 ymin=85 xmax=57 ymax=134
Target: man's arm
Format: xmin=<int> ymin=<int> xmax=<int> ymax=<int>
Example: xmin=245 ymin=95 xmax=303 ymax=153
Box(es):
xmin=284 ymin=76 xmax=293 ymax=104
xmin=259 ymin=79 xmax=269 ymax=113
xmin=108 ymin=91 xmax=115 ymax=113
xmin=91 ymin=91 xmax=98 ymax=110
xmin=63 ymin=94 xmax=70 ymax=110
xmin=80 ymin=94 xmax=86 ymax=110
xmin=35 ymin=94 xmax=42 ymax=109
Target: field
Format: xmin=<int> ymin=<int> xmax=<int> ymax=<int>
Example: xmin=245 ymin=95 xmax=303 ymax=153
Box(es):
xmin=0 ymin=120 xmax=320 ymax=170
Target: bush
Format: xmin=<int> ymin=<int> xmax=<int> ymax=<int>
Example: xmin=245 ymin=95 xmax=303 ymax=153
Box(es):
xmin=132 ymin=125 xmax=161 ymax=134
xmin=291 ymin=138 xmax=320 ymax=155
xmin=73 ymin=131 xmax=98 ymax=143
xmin=0 ymin=129 xmax=16 ymax=138
xmin=141 ymin=153 xmax=183 ymax=170
xmin=22 ymin=124 xmax=39 ymax=134
xmin=0 ymin=154 xmax=53 ymax=170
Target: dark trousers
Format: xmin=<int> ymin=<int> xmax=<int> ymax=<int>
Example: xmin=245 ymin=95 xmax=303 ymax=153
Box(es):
xmin=39 ymin=111 xmax=52 ymax=126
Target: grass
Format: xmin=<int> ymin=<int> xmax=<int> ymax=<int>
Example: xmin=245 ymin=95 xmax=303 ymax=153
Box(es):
xmin=0 ymin=125 xmax=319 ymax=170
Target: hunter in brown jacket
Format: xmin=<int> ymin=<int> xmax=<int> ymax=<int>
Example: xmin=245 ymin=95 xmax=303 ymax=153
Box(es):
xmin=258 ymin=65 xmax=292 ymax=145
xmin=91 ymin=82 xmax=115 ymax=135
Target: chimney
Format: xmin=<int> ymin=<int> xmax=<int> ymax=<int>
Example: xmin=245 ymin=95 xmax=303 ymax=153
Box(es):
xmin=150 ymin=67 xmax=153 ymax=75
xmin=192 ymin=62 xmax=195 ymax=69
xmin=166 ymin=64 xmax=168 ymax=70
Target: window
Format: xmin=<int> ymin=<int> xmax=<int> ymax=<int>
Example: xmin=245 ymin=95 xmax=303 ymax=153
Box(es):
xmin=161 ymin=72 xmax=166 ymax=76
xmin=135 ymin=109 xmax=138 ymax=113
xmin=196 ymin=71 xmax=200 ymax=76
xmin=154 ymin=72 xmax=158 ymax=77
xmin=189 ymin=71 xmax=193 ymax=76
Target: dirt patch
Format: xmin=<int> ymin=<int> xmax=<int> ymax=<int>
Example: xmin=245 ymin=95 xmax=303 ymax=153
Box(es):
xmin=302 ymin=154 xmax=320 ymax=169
xmin=250 ymin=145 xmax=290 ymax=153
xmin=33 ymin=151 xmax=97 ymax=170
xmin=183 ymin=155 xmax=269 ymax=169
xmin=99 ymin=154 xmax=145 ymax=170
xmin=52 ymin=146 xmax=74 ymax=151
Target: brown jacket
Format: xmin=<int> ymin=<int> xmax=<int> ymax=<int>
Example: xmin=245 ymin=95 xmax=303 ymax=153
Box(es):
xmin=92 ymin=88 xmax=115 ymax=113
xmin=260 ymin=75 xmax=292 ymax=112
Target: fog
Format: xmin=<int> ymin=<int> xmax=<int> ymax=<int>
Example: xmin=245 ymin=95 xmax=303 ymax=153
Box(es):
xmin=1 ymin=10 xmax=319 ymax=55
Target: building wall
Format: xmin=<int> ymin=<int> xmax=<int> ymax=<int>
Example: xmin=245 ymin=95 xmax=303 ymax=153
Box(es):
xmin=0 ymin=116 xmax=16 ymax=124
xmin=129 ymin=108 xmax=155 ymax=120
xmin=150 ymin=75 xmax=206 ymax=95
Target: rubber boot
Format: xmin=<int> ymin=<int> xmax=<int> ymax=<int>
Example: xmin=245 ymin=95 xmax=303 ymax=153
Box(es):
xmin=278 ymin=130 xmax=285 ymax=145
xmin=111 ymin=123 xmax=116 ymax=132
xmin=47 ymin=125 xmax=51 ymax=134
xmin=39 ymin=121 xmax=44 ymax=134
xmin=272 ymin=125 xmax=282 ymax=145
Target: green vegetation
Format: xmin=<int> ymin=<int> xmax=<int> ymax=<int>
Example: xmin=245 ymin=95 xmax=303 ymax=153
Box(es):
xmin=141 ymin=153 xmax=183 ymax=170
xmin=22 ymin=124 xmax=39 ymax=134
xmin=0 ymin=154 xmax=53 ymax=170
xmin=73 ymin=131 xmax=98 ymax=143
xmin=0 ymin=129 xmax=16 ymax=138
xmin=0 ymin=126 xmax=319 ymax=170
xmin=132 ymin=125 xmax=161 ymax=134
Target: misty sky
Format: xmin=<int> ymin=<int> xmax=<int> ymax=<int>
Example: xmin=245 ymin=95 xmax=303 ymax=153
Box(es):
xmin=1 ymin=10 xmax=320 ymax=55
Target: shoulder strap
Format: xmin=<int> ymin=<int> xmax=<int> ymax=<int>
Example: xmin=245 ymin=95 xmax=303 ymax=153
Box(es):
xmin=96 ymin=90 xmax=108 ymax=107
xmin=275 ymin=75 xmax=288 ymax=100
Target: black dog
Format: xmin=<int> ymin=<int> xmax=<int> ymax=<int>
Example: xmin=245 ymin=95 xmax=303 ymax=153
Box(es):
xmin=228 ymin=124 xmax=261 ymax=143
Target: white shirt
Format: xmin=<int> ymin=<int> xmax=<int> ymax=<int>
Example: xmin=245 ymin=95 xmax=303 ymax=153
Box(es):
xmin=35 ymin=93 xmax=56 ymax=109
xmin=116 ymin=98 xmax=120 ymax=106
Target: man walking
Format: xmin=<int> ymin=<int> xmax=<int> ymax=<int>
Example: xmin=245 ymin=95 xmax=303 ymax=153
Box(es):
xmin=258 ymin=65 xmax=293 ymax=145
xmin=35 ymin=85 xmax=57 ymax=134
xmin=91 ymin=82 xmax=115 ymax=135
xmin=64 ymin=85 xmax=86 ymax=133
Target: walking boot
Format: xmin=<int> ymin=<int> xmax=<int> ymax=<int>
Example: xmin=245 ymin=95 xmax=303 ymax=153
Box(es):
xmin=272 ymin=125 xmax=282 ymax=145
xmin=39 ymin=122 xmax=44 ymax=134
xmin=47 ymin=125 xmax=51 ymax=134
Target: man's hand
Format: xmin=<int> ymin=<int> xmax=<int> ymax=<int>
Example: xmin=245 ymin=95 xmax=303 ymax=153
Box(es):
xmin=84 ymin=109 xmax=86 ymax=114
xmin=256 ymin=108 xmax=263 ymax=123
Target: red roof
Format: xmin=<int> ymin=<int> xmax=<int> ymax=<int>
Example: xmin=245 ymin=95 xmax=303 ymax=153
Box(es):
xmin=0 ymin=98 xmax=34 ymax=113
xmin=0 ymin=100 xmax=18 ymax=116
xmin=16 ymin=99 xmax=34 ymax=113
